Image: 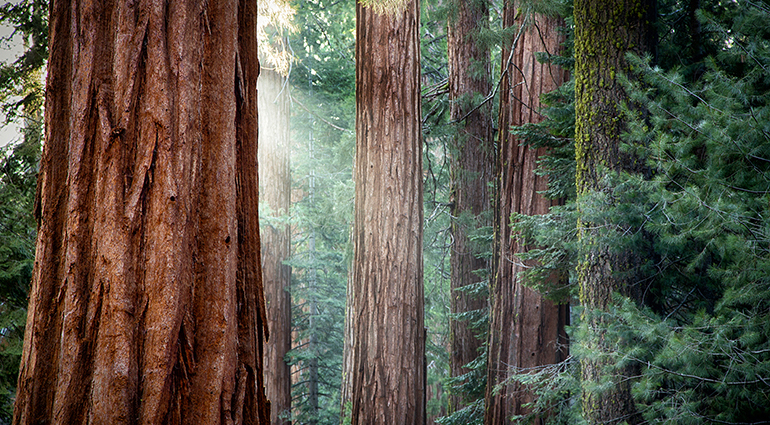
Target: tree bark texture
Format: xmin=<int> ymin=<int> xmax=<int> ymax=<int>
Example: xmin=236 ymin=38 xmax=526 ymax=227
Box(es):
xmin=344 ymin=1 xmax=425 ymax=423
xmin=485 ymin=6 xmax=569 ymax=425
xmin=258 ymin=69 xmax=292 ymax=424
xmin=447 ymin=0 xmax=493 ymax=413
xmin=14 ymin=1 xmax=269 ymax=424
xmin=574 ymin=0 xmax=654 ymax=423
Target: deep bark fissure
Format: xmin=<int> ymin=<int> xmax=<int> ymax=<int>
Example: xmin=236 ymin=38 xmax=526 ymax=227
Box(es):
xmin=14 ymin=1 xmax=269 ymax=424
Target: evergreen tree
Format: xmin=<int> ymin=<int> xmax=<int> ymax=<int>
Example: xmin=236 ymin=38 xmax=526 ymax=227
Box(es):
xmin=573 ymin=0 xmax=655 ymax=422
xmin=258 ymin=67 xmax=293 ymax=425
xmin=0 ymin=1 xmax=46 ymax=420
xmin=257 ymin=2 xmax=295 ymax=421
xmin=283 ymin=0 xmax=355 ymax=423
xmin=504 ymin=1 xmax=770 ymax=423
xmin=611 ymin=1 xmax=770 ymax=421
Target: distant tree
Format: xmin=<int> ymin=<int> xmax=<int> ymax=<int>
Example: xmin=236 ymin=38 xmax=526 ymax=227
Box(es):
xmin=446 ymin=0 xmax=493 ymax=415
xmin=13 ymin=1 xmax=269 ymax=423
xmin=259 ymin=68 xmax=292 ymax=424
xmin=342 ymin=0 xmax=425 ymax=422
xmin=282 ymin=0 xmax=355 ymax=423
xmin=485 ymin=3 xmax=570 ymax=424
xmin=573 ymin=0 xmax=654 ymax=422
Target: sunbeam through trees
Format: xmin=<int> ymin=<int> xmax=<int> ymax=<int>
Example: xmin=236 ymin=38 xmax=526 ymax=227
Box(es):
xmin=0 ymin=0 xmax=769 ymax=424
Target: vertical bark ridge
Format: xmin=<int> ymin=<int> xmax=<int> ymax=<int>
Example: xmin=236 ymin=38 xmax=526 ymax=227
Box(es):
xmin=236 ymin=0 xmax=270 ymax=422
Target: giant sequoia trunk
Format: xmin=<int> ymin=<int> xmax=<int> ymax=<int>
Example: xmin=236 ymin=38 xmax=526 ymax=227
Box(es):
xmin=14 ymin=1 xmax=269 ymax=424
xmin=258 ymin=68 xmax=292 ymax=424
xmin=447 ymin=0 xmax=493 ymax=412
xmin=485 ymin=5 xmax=569 ymax=424
xmin=342 ymin=1 xmax=425 ymax=423
xmin=574 ymin=0 xmax=654 ymax=423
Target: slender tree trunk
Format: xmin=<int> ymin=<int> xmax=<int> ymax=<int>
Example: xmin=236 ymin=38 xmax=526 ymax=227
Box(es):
xmin=258 ymin=68 xmax=292 ymax=424
xmin=447 ymin=0 xmax=493 ymax=413
xmin=13 ymin=1 xmax=269 ymax=424
xmin=485 ymin=5 xmax=569 ymax=424
xmin=342 ymin=1 xmax=425 ymax=423
xmin=574 ymin=0 xmax=654 ymax=423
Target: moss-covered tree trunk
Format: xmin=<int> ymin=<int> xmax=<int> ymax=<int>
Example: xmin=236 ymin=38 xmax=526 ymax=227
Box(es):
xmin=258 ymin=68 xmax=292 ymax=424
xmin=13 ymin=1 xmax=269 ymax=423
xmin=485 ymin=5 xmax=570 ymax=424
xmin=574 ymin=0 xmax=654 ymax=423
xmin=343 ymin=0 xmax=425 ymax=423
xmin=447 ymin=0 xmax=493 ymax=413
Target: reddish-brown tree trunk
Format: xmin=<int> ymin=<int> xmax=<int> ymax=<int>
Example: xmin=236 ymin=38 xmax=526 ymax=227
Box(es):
xmin=342 ymin=1 xmax=425 ymax=423
xmin=485 ymin=5 xmax=569 ymax=424
xmin=13 ymin=1 xmax=269 ymax=424
xmin=258 ymin=68 xmax=292 ymax=424
xmin=447 ymin=0 xmax=493 ymax=413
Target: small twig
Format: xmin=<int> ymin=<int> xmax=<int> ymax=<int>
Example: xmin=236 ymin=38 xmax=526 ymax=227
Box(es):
xmin=290 ymin=94 xmax=350 ymax=132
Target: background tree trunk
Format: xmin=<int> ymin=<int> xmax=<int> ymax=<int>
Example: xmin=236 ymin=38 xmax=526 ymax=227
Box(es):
xmin=485 ymin=5 xmax=569 ymax=424
xmin=447 ymin=0 xmax=493 ymax=413
xmin=343 ymin=1 xmax=425 ymax=423
xmin=258 ymin=68 xmax=292 ymax=424
xmin=574 ymin=0 xmax=654 ymax=423
xmin=13 ymin=1 xmax=269 ymax=424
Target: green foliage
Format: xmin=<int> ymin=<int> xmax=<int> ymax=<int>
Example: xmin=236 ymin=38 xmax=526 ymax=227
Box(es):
xmin=281 ymin=0 xmax=355 ymax=423
xmin=617 ymin=2 xmax=770 ymax=419
xmin=511 ymin=0 xmax=770 ymax=422
xmin=0 ymin=0 xmax=47 ymax=123
xmin=0 ymin=104 xmax=38 ymax=425
xmin=437 ymin=345 xmax=487 ymax=425
xmin=0 ymin=1 xmax=46 ymax=421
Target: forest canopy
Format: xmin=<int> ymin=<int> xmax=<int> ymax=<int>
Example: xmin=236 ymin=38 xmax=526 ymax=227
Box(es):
xmin=0 ymin=0 xmax=769 ymax=424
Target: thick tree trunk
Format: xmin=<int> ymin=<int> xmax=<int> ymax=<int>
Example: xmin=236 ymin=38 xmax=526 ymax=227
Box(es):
xmin=342 ymin=1 xmax=425 ymax=423
xmin=13 ymin=1 xmax=269 ymax=424
xmin=485 ymin=5 xmax=569 ymax=424
xmin=258 ymin=68 xmax=292 ymax=424
xmin=447 ymin=0 xmax=493 ymax=413
xmin=574 ymin=0 xmax=654 ymax=423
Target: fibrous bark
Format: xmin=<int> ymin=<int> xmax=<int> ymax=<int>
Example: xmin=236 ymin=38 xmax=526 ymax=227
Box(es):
xmin=574 ymin=0 xmax=654 ymax=423
xmin=343 ymin=1 xmax=425 ymax=423
xmin=14 ymin=1 xmax=269 ymax=424
xmin=447 ymin=0 xmax=493 ymax=412
xmin=485 ymin=5 xmax=569 ymax=424
xmin=258 ymin=68 xmax=292 ymax=424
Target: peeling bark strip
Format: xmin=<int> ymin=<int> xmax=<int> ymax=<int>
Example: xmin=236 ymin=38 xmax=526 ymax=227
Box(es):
xmin=343 ymin=1 xmax=425 ymax=424
xmin=13 ymin=1 xmax=269 ymax=424
xmin=485 ymin=6 xmax=569 ymax=425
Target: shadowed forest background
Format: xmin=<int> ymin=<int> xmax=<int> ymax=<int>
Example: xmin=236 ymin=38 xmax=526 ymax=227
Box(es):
xmin=1 ymin=0 xmax=769 ymax=424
